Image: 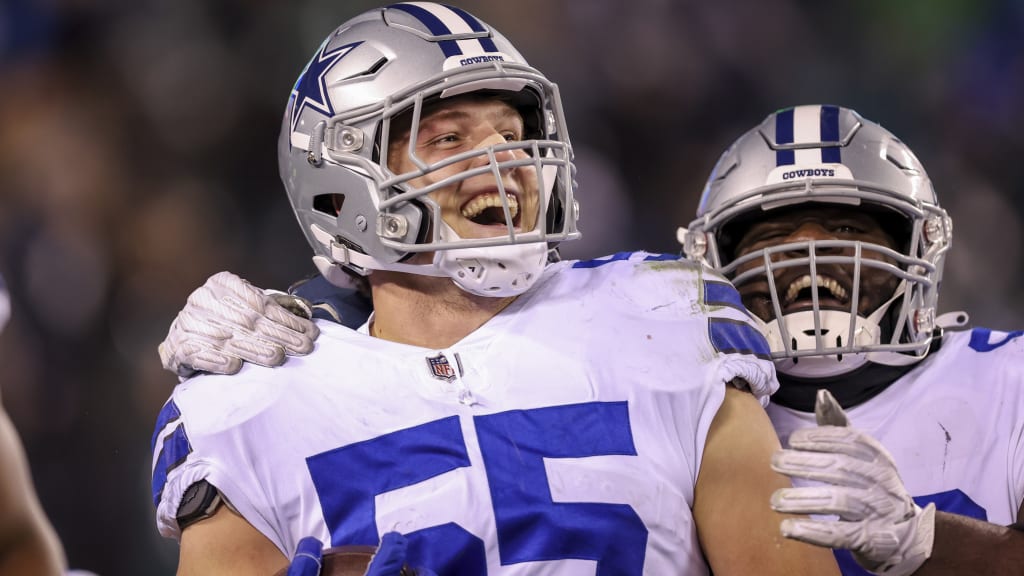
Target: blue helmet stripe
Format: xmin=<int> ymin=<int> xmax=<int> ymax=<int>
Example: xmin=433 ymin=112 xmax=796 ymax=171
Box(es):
xmin=446 ymin=4 xmax=499 ymax=52
xmin=389 ymin=3 xmax=462 ymax=57
xmin=820 ymin=104 xmax=841 ymax=163
xmin=775 ymin=108 xmax=795 ymax=166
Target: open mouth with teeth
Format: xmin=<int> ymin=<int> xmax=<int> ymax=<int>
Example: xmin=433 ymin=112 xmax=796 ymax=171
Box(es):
xmin=782 ymin=274 xmax=851 ymax=312
xmin=461 ymin=191 xmax=521 ymax=228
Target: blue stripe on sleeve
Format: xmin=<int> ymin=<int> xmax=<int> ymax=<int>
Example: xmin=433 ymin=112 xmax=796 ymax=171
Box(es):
xmin=775 ymin=108 xmax=795 ymax=166
xmin=708 ymin=318 xmax=771 ymax=359
xmin=151 ymin=423 xmax=193 ymax=505
xmin=150 ymin=400 xmax=181 ymax=453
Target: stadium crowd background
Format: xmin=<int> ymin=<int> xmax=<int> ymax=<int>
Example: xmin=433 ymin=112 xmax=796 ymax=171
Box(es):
xmin=0 ymin=0 xmax=1021 ymax=573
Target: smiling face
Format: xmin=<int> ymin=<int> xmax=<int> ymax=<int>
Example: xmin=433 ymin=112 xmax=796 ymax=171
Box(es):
xmin=731 ymin=205 xmax=903 ymax=323
xmin=386 ymin=94 xmax=541 ymax=243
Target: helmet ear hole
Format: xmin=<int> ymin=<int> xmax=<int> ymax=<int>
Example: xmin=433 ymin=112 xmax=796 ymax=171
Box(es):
xmin=313 ymin=194 xmax=345 ymax=217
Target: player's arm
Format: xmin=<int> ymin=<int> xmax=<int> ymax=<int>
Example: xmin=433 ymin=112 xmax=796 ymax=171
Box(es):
xmin=177 ymin=496 xmax=287 ymax=576
xmin=692 ymin=385 xmax=840 ymax=576
xmin=907 ymin=511 xmax=1024 ymax=575
xmin=772 ymin=390 xmax=1024 ymax=576
xmin=158 ymin=271 xmax=373 ymax=378
xmin=159 ymin=272 xmax=322 ymax=378
xmin=0 ymin=408 xmax=64 ymax=576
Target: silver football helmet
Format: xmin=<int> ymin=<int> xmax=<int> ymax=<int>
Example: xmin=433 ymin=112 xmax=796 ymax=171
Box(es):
xmin=279 ymin=2 xmax=578 ymax=297
xmin=680 ymin=105 xmax=952 ymax=378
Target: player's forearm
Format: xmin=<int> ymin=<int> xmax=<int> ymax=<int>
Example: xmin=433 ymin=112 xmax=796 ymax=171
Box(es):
xmin=912 ymin=511 xmax=1024 ymax=575
xmin=0 ymin=522 xmax=65 ymax=576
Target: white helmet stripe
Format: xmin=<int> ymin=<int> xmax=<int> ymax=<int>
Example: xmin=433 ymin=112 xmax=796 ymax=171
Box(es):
xmin=777 ymin=105 xmax=844 ymax=166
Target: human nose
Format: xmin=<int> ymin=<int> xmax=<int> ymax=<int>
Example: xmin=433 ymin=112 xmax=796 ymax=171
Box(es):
xmin=472 ymin=130 xmax=521 ymax=170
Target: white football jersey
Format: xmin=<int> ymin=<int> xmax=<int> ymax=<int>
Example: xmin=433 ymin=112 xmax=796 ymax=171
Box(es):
xmin=151 ymin=252 xmax=776 ymax=575
xmin=769 ymin=327 xmax=1024 ymax=526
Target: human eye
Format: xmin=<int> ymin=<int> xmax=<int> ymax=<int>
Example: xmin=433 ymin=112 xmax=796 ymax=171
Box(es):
xmin=832 ymin=222 xmax=866 ymax=235
xmin=423 ymin=132 xmax=462 ymax=149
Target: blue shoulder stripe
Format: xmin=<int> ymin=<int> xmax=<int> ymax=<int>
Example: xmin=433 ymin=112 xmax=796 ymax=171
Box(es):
xmin=150 ymin=400 xmax=181 ymax=453
xmin=151 ymin=423 xmax=193 ymax=506
xmin=703 ymin=280 xmax=744 ymax=310
xmin=708 ymin=318 xmax=771 ymax=359
xmin=572 ymin=252 xmax=678 ymax=269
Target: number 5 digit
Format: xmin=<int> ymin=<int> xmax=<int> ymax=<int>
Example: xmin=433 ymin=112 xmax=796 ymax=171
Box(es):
xmin=475 ymin=402 xmax=647 ymax=575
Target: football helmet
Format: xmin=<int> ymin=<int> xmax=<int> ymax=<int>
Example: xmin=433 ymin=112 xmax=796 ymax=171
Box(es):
xmin=680 ymin=105 xmax=952 ymax=377
xmin=279 ymin=2 xmax=578 ymax=297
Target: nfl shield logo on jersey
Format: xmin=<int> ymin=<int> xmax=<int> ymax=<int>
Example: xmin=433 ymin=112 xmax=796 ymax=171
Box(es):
xmin=426 ymin=353 xmax=458 ymax=382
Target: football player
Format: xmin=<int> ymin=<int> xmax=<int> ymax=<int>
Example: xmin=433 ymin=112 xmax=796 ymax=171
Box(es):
xmin=149 ymin=3 xmax=839 ymax=575
xmin=679 ymin=105 xmax=1024 ymax=575
xmin=162 ymin=104 xmax=1024 ymax=576
xmin=0 ymin=275 xmax=66 ymax=576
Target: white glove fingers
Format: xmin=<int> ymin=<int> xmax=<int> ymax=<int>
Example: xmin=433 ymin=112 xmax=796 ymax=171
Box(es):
xmin=186 ymin=286 xmax=261 ymax=332
xmin=208 ymin=271 xmax=267 ymax=307
xmin=262 ymin=302 xmax=319 ymax=336
xmin=267 ymin=292 xmax=314 ymax=320
xmin=221 ymin=334 xmax=287 ymax=367
xmin=176 ymin=343 xmax=244 ymax=375
xmin=160 ymin=271 xmax=323 ymax=377
xmin=779 ymin=517 xmax=873 ymax=550
xmin=771 ymin=485 xmax=873 ymax=520
xmin=772 ymin=449 xmax=871 ymax=485
xmin=786 ymin=426 xmax=883 ymax=462
xmin=175 ymin=309 xmax=240 ymax=340
xmin=245 ymin=318 xmax=313 ymax=356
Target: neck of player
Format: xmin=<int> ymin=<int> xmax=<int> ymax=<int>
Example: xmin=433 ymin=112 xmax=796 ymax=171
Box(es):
xmin=368 ymin=270 xmax=518 ymax=348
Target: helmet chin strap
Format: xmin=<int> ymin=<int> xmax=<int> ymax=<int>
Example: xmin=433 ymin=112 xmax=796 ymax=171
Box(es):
xmin=766 ymin=282 xmax=924 ymax=378
xmin=309 ymin=222 xmax=547 ymax=297
xmin=431 ymin=222 xmax=547 ymax=297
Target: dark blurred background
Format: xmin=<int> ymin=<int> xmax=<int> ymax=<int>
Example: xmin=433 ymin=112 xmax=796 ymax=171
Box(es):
xmin=0 ymin=0 xmax=1021 ymax=573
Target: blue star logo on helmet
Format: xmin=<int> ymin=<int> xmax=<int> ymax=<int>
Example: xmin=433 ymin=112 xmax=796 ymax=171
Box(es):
xmin=288 ymin=39 xmax=363 ymax=134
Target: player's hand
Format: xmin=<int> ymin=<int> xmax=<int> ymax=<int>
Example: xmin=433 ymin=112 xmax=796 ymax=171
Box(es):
xmin=286 ymin=537 xmax=325 ymax=576
xmin=770 ymin=389 xmax=935 ymax=576
xmin=158 ymin=271 xmax=319 ymax=377
xmin=365 ymin=532 xmax=436 ymax=576
xmin=283 ymin=533 xmax=436 ymax=576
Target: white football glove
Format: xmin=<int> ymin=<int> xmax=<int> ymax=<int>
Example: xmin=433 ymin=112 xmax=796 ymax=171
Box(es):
xmin=158 ymin=271 xmax=320 ymax=377
xmin=770 ymin=389 xmax=935 ymax=576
